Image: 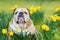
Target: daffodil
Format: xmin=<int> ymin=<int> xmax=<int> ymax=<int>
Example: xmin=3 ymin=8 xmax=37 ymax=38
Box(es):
xmin=42 ymin=24 xmax=49 ymax=31
xmin=9 ymin=31 xmax=14 ymax=36
xmin=33 ymin=7 xmax=37 ymax=12
xmin=2 ymin=29 xmax=7 ymax=34
xmin=10 ymin=7 xmax=15 ymax=11
xmin=42 ymin=24 xmax=46 ymax=30
xmin=57 ymin=16 xmax=60 ymax=20
xmin=50 ymin=15 xmax=56 ymax=22
xmin=14 ymin=4 xmax=18 ymax=8
xmin=29 ymin=6 xmax=33 ymax=11
xmin=37 ymin=6 xmax=40 ymax=11
xmin=10 ymin=4 xmax=18 ymax=11
xmin=30 ymin=10 xmax=33 ymax=14
xmin=45 ymin=26 xmax=49 ymax=31
xmin=55 ymin=7 xmax=60 ymax=11
xmin=16 ymin=27 xmax=21 ymax=31
xmin=54 ymin=14 xmax=60 ymax=20
xmin=29 ymin=7 xmax=34 ymax=14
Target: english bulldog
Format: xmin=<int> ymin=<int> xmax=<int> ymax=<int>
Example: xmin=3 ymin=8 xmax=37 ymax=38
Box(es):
xmin=8 ymin=8 xmax=36 ymax=40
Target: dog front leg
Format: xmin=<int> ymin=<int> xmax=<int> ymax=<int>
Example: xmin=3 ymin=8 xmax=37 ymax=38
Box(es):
xmin=26 ymin=31 xmax=31 ymax=36
xmin=8 ymin=27 xmax=14 ymax=40
xmin=8 ymin=36 xmax=14 ymax=40
xmin=8 ymin=36 xmax=11 ymax=40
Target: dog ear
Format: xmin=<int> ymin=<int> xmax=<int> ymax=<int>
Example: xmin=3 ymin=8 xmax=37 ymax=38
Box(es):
xmin=27 ymin=8 xmax=30 ymax=14
xmin=13 ymin=8 xmax=16 ymax=14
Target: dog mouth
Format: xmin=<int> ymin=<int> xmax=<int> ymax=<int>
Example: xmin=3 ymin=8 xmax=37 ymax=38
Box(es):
xmin=16 ymin=17 xmax=26 ymax=24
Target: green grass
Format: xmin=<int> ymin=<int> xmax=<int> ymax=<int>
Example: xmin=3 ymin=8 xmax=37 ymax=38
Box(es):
xmin=0 ymin=0 xmax=60 ymax=40
xmin=0 ymin=1 xmax=60 ymax=19
xmin=0 ymin=11 xmax=44 ymax=40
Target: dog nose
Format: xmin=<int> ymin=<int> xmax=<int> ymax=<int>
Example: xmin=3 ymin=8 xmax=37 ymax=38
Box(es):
xmin=18 ymin=12 xmax=23 ymax=17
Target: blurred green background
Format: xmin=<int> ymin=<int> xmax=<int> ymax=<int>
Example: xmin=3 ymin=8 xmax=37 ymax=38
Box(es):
xmin=0 ymin=0 xmax=60 ymax=40
xmin=0 ymin=0 xmax=60 ymax=19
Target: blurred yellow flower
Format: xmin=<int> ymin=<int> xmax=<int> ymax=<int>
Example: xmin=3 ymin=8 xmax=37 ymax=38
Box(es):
xmin=55 ymin=7 xmax=60 ymax=11
xmin=10 ymin=4 xmax=18 ymax=11
xmin=42 ymin=24 xmax=46 ymax=30
xmin=10 ymin=7 xmax=15 ymax=11
xmin=14 ymin=4 xmax=18 ymax=8
xmin=30 ymin=10 xmax=33 ymax=14
xmin=57 ymin=17 xmax=60 ymax=20
xmin=33 ymin=7 xmax=37 ymax=12
xmin=45 ymin=26 xmax=49 ymax=31
xmin=50 ymin=15 xmax=56 ymax=22
xmin=2 ymin=29 xmax=7 ymax=34
xmin=42 ymin=24 xmax=49 ymax=31
xmin=16 ymin=27 xmax=21 ymax=31
xmin=54 ymin=14 xmax=60 ymax=20
xmin=9 ymin=31 xmax=14 ymax=36
xmin=37 ymin=6 xmax=40 ymax=10
xmin=29 ymin=6 xmax=33 ymax=11
xmin=29 ymin=7 xmax=34 ymax=14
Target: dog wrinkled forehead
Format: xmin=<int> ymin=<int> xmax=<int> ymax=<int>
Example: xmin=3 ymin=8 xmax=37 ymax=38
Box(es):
xmin=14 ymin=8 xmax=29 ymax=13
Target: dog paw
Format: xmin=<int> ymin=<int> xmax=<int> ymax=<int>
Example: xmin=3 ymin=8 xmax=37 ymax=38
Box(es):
xmin=26 ymin=31 xmax=31 ymax=36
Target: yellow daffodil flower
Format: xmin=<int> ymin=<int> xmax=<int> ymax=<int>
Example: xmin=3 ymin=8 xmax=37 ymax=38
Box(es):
xmin=14 ymin=4 xmax=18 ymax=8
xmin=29 ymin=6 xmax=33 ymax=11
xmin=16 ymin=27 xmax=21 ymax=31
xmin=37 ymin=6 xmax=40 ymax=11
xmin=54 ymin=14 xmax=58 ymax=19
xmin=30 ymin=10 xmax=33 ymax=14
xmin=50 ymin=15 xmax=56 ymax=22
xmin=29 ymin=6 xmax=34 ymax=14
xmin=10 ymin=4 xmax=18 ymax=11
xmin=55 ymin=7 xmax=60 ymax=11
xmin=42 ymin=24 xmax=49 ymax=31
xmin=54 ymin=14 xmax=60 ymax=20
xmin=33 ymin=7 xmax=37 ymax=12
xmin=57 ymin=17 xmax=60 ymax=20
xmin=2 ymin=29 xmax=7 ymax=34
xmin=45 ymin=26 xmax=49 ymax=31
xmin=9 ymin=31 xmax=14 ymax=36
xmin=10 ymin=7 xmax=15 ymax=11
xmin=42 ymin=24 xmax=46 ymax=30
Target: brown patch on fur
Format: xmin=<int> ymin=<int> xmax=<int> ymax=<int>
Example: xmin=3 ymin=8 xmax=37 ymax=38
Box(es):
xmin=26 ymin=19 xmax=32 ymax=29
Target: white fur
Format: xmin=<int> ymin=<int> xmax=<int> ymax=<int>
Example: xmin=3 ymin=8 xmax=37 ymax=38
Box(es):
xmin=10 ymin=21 xmax=21 ymax=34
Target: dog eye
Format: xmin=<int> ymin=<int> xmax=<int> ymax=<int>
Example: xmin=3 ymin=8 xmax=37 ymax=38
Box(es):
xmin=15 ymin=12 xmax=17 ymax=14
xmin=25 ymin=12 xmax=27 ymax=14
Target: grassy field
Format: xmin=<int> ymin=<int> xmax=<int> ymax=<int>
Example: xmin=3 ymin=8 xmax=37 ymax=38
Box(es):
xmin=0 ymin=1 xmax=60 ymax=19
xmin=0 ymin=0 xmax=60 ymax=40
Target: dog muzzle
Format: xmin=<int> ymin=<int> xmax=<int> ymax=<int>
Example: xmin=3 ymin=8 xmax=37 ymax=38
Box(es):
xmin=16 ymin=12 xmax=26 ymax=24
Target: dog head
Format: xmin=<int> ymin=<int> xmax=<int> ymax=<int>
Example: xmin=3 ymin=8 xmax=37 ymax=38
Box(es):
xmin=13 ymin=8 xmax=30 ymax=24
